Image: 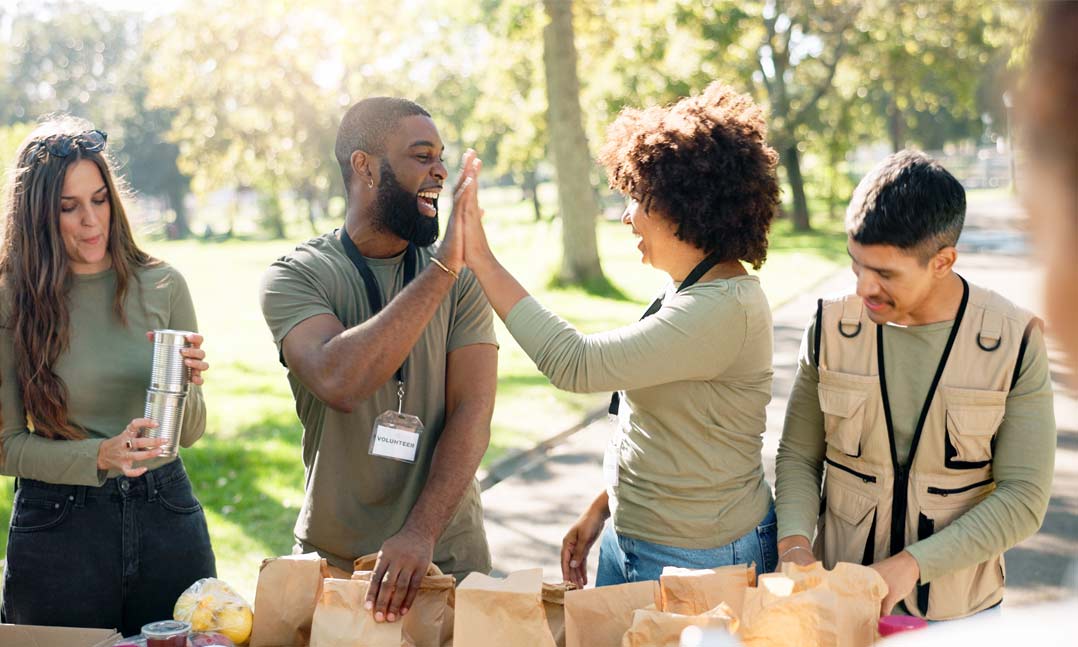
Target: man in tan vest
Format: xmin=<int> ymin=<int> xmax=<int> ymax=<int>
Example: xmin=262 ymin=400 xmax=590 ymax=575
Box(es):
xmin=774 ymin=150 xmax=1056 ymax=620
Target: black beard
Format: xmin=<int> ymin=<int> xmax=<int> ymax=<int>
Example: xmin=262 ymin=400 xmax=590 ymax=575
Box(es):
xmin=373 ymin=159 xmax=439 ymax=247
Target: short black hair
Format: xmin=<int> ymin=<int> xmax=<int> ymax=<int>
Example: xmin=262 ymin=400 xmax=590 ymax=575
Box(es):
xmin=846 ymin=149 xmax=966 ymax=262
xmin=334 ymin=97 xmax=430 ymax=187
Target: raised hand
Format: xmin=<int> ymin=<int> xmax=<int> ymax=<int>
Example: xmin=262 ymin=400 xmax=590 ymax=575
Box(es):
xmin=437 ymin=149 xmax=482 ymax=274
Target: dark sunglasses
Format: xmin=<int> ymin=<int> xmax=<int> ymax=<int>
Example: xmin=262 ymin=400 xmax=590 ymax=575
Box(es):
xmin=29 ymin=129 xmax=108 ymax=159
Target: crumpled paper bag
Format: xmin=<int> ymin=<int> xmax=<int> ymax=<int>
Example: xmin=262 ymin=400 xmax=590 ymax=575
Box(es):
xmin=740 ymin=562 xmax=887 ymax=647
xmin=563 ymin=580 xmax=659 ymax=647
xmin=351 ymin=554 xmax=456 ymax=647
xmin=250 ymin=552 xmax=330 ymax=647
xmin=542 ymin=581 xmax=578 ymax=647
xmin=620 ymin=602 xmax=738 ymax=647
xmin=659 ymin=563 xmax=756 ymax=619
xmin=455 ymin=568 xmax=558 ymax=647
xmin=310 ymin=578 xmax=402 ymax=647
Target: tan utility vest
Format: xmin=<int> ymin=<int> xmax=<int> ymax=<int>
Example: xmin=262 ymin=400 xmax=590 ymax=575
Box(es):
xmin=811 ymin=277 xmax=1039 ymax=620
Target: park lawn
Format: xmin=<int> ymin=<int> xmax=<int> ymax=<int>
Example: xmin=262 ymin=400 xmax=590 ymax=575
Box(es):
xmin=0 ymin=196 xmax=847 ymax=603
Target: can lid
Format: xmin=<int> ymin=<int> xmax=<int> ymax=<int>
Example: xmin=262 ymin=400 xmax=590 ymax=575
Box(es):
xmin=141 ymin=620 xmax=190 ymax=637
xmin=878 ymin=614 xmax=929 ymax=636
xmin=152 ymin=329 xmax=195 ymax=343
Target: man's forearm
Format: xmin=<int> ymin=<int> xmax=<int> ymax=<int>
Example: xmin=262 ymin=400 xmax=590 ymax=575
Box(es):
xmin=402 ymin=403 xmax=491 ymax=541
xmin=322 ymin=265 xmax=456 ymax=404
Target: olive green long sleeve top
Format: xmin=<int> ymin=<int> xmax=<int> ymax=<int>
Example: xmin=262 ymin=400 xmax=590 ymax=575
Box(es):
xmin=776 ymin=318 xmax=1056 ymax=583
xmin=505 ymin=275 xmax=774 ymax=549
xmin=1 ymin=263 xmax=206 ymax=486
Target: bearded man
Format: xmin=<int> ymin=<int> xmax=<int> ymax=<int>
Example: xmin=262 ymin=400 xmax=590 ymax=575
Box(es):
xmin=259 ymin=97 xmax=496 ymax=623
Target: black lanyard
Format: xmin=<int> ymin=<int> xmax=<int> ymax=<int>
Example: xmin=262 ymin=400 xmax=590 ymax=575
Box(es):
xmin=608 ymin=254 xmax=722 ymax=414
xmin=338 ymin=228 xmax=418 ymax=385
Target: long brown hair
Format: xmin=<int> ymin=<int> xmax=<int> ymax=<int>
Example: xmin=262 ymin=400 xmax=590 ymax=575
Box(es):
xmin=0 ymin=116 xmax=156 ymax=441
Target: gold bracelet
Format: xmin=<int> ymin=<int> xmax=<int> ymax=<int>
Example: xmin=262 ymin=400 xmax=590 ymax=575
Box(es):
xmin=430 ymin=256 xmax=459 ymax=279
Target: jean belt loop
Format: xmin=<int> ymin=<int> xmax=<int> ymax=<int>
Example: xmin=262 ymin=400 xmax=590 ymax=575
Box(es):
xmin=74 ymin=484 xmax=87 ymax=508
xmin=145 ymin=466 xmax=157 ymax=501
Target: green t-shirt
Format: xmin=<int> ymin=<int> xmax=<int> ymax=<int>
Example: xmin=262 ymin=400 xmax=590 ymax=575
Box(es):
xmin=259 ymin=232 xmax=497 ymax=577
xmin=505 ymin=275 xmax=774 ymax=549
xmin=775 ymin=314 xmax=1056 ymax=583
xmin=1 ymin=263 xmax=207 ymax=485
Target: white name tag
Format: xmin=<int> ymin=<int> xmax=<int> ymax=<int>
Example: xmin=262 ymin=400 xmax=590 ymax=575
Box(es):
xmin=371 ymin=424 xmax=420 ymax=462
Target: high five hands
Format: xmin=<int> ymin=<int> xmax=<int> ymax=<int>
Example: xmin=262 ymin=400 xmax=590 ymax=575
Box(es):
xmin=435 ymin=149 xmax=493 ymax=277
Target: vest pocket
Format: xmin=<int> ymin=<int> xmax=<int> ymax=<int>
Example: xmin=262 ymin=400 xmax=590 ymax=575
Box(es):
xmin=942 ymin=386 xmax=1006 ymax=467
xmin=910 ymin=480 xmax=1001 ymax=619
xmin=818 ymin=384 xmax=868 ymax=457
xmin=818 ymin=467 xmax=878 ymax=569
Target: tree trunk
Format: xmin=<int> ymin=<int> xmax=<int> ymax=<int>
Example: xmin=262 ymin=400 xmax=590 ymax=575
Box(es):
xmin=303 ymin=187 xmax=320 ymax=235
xmin=523 ymin=167 xmax=542 ymax=221
xmin=782 ymin=145 xmax=811 ymax=231
xmin=542 ymin=0 xmax=604 ymax=285
xmin=167 ymin=184 xmax=191 ymax=239
xmin=888 ymin=97 xmax=905 ymax=152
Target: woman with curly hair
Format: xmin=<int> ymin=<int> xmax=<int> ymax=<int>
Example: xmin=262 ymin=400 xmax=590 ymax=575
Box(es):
xmin=0 ymin=117 xmax=215 ymax=633
xmin=460 ymin=82 xmax=780 ymax=586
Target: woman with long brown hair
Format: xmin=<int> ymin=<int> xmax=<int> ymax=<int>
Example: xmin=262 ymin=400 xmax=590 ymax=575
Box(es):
xmin=0 ymin=116 xmax=215 ymax=634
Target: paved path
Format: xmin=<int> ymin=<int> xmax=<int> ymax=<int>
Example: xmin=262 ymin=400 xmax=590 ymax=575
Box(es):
xmin=480 ymin=196 xmax=1078 ymax=606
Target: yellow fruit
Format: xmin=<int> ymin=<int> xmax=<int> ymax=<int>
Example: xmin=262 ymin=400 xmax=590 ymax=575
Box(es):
xmin=214 ymin=604 xmax=253 ymax=644
xmin=190 ymin=603 xmax=215 ymax=632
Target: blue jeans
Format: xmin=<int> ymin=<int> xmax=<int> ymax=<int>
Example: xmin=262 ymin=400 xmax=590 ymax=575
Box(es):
xmin=1 ymin=459 xmax=216 ymax=636
xmin=596 ymin=504 xmax=777 ymax=586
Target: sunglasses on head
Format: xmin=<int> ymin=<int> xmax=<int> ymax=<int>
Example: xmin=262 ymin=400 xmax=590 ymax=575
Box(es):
xmin=29 ymin=129 xmax=108 ymax=159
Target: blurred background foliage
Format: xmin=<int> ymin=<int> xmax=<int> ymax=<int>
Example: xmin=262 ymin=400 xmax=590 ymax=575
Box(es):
xmin=0 ymin=0 xmax=1032 ymax=246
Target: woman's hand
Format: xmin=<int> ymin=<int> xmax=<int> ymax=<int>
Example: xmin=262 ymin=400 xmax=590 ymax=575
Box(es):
xmin=96 ymin=418 xmax=167 ymax=477
xmin=776 ymin=535 xmax=816 ymax=571
xmin=457 ymin=160 xmax=495 ymax=273
xmin=145 ymin=331 xmax=209 ymax=385
xmin=437 ymin=150 xmax=481 ymax=274
xmin=561 ymin=498 xmax=610 ymax=587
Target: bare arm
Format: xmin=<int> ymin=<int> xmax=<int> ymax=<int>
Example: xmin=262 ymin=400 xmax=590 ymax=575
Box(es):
xmin=366 ymin=342 xmax=497 ymax=621
xmin=282 ymin=157 xmax=479 ymax=412
xmin=281 ymin=266 xmax=457 ymax=412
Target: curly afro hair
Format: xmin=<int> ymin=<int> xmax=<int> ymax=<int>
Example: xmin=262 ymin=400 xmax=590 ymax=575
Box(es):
xmin=598 ymin=81 xmax=780 ymax=269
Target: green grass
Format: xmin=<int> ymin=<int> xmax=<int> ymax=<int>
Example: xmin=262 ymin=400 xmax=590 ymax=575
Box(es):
xmin=0 ymin=192 xmax=847 ymax=604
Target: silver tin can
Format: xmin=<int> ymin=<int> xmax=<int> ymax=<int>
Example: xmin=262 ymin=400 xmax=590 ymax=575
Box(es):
xmin=150 ymin=329 xmax=193 ymax=393
xmin=143 ymin=389 xmax=187 ymax=459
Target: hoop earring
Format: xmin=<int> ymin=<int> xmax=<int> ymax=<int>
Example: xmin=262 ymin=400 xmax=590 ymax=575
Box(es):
xmin=367 ymin=177 xmax=375 ymax=189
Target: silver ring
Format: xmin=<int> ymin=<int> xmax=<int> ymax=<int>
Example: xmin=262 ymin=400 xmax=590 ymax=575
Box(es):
xmin=125 ymin=439 xmax=133 ymax=451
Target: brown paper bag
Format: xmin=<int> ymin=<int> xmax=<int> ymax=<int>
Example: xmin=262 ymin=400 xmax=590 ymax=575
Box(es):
xmin=563 ymin=580 xmax=660 ymax=647
xmin=786 ymin=562 xmax=885 ymax=647
xmin=620 ymin=602 xmax=738 ymax=647
xmin=454 ymin=569 xmax=558 ymax=647
xmin=310 ymin=578 xmax=402 ymax=647
xmin=739 ymin=562 xmax=886 ymax=647
xmin=659 ymin=564 xmax=756 ymax=618
xmin=541 ymin=582 xmax=578 ymax=647
xmin=351 ymin=554 xmax=456 ymax=647
xmin=250 ymin=552 xmax=331 ymax=647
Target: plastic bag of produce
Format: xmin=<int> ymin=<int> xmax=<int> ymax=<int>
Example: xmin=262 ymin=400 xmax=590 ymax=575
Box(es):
xmin=174 ymin=577 xmax=254 ymax=645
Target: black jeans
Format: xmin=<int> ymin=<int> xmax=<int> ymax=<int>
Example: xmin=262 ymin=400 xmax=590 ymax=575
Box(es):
xmin=1 ymin=459 xmax=216 ymax=636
